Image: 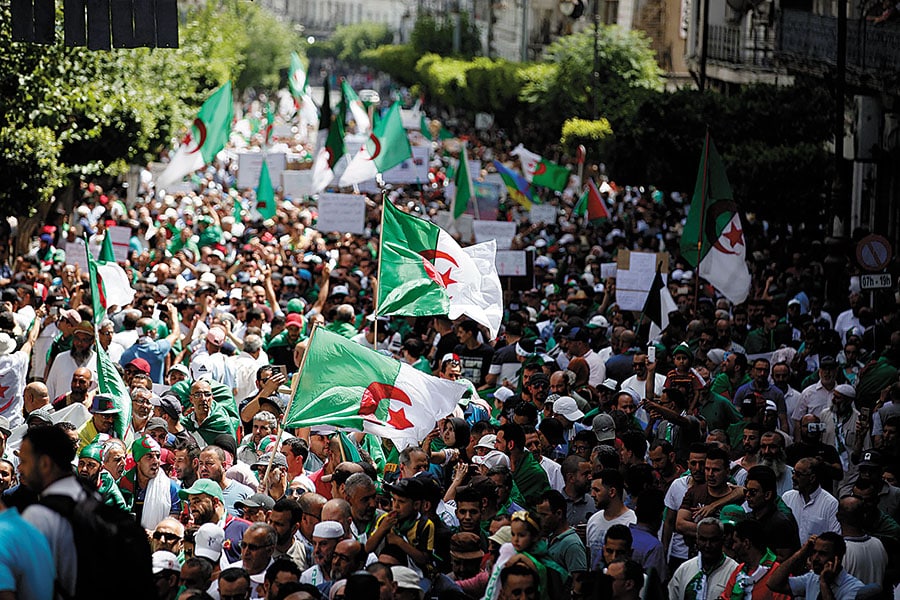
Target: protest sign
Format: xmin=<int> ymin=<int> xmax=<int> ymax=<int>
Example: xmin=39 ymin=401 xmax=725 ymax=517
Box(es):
xmin=316 ymin=194 xmax=366 ymax=234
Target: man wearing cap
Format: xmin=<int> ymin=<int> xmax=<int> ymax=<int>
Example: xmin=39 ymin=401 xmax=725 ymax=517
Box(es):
xmin=152 ymin=550 xmax=182 ymax=600
xmin=791 ymin=356 xmax=839 ymax=437
xmin=118 ymin=434 xmax=181 ymax=530
xmin=448 ymin=532 xmax=486 ymax=595
xmin=265 ymin=313 xmax=307 ymax=373
xmin=44 ymin=307 xmax=80 ymax=378
xmin=819 ymin=384 xmax=867 ymax=470
xmin=721 ymin=520 xmax=789 ymax=600
xmin=191 ymin=326 xmax=237 ymax=393
xmin=50 ymin=367 xmax=94 ymax=412
xmin=76 ymin=394 xmax=121 ymax=451
xmin=300 ymin=520 xmax=345 ymax=587
xmin=46 ymin=319 xmax=97 ymax=401
xmin=154 ymin=392 xmax=193 ymax=448
xmin=180 ymin=479 xmax=251 ymax=564
xmin=0 ymin=306 xmax=44 ymax=428
xmin=786 ymin=415 xmax=843 ymax=494
xmin=565 ymin=326 xmax=605 ymax=388
xmin=734 ymin=358 xmax=789 ymax=434
xmin=841 ymin=449 xmax=900 ymax=520
xmin=369 ymin=478 xmax=436 ymax=573
xmin=236 ymin=494 xmax=276 ymax=523
xmin=485 ymin=322 xmax=526 ymax=389
xmin=77 ymin=441 xmax=127 ymax=509
xmin=120 ymin=307 xmax=181 ymax=384
xmin=552 ymin=396 xmax=587 ymax=451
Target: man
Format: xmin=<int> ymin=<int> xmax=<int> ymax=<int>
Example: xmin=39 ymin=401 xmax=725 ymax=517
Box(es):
xmin=648 ymin=441 xmax=682 ymax=489
xmin=840 ymin=449 xmax=900 ymax=520
xmin=120 ymin=308 xmax=181 ymax=384
xmin=296 ymin=493 xmax=327 ymax=568
xmin=676 ymin=447 xmax=742 ymax=549
xmin=238 ymin=411 xmax=278 ymax=465
xmin=152 ymin=550 xmax=182 ymax=600
xmin=131 ymin=386 xmax=155 ymax=434
xmin=744 ymin=307 xmax=783 ymax=355
xmin=736 ymin=422 xmax=763 ymax=472
xmin=344 ymin=472 xmax=380 ymax=548
xmin=217 ymin=567 xmax=252 ymax=600
xmin=304 ymin=427 xmax=332 ymax=473
xmin=51 ymin=367 xmax=94 ymax=411
xmin=739 ymin=431 xmax=795 ymax=497
xmin=664 ymin=443 xmax=708 ymax=574
xmin=179 ymin=479 xmax=251 ymax=564
xmin=786 ymin=415 xmax=843 ymax=495
xmin=525 ymin=424 xmax=564 ymax=491
xmin=22 ymin=381 xmax=51 ymax=421
xmin=722 ymin=520 xmax=787 ymax=600
xmin=45 ymin=320 xmax=96 ymax=401
xmin=325 ymin=304 xmax=357 ymax=339
xmin=628 ymin=488 xmax=667 ymax=583
xmin=76 ymin=394 xmax=121 ymax=451
xmin=497 ymin=561 xmax=539 ymax=600
xmin=197 ymin=444 xmax=254 ymax=517
xmin=734 ymin=359 xmax=789 ymax=433
xmin=190 ymin=327 xmax=236 ymax=392
xmin=586 ymin=469 xmax=636 ymax=569
xmin=606 ymin=559 xmax=644 ymax=600
xmin=183 ymin=379 xmax=238 ymax=446
xmin=771 ymin=362 xmax=800 ymax=437
xmin=495 ymin=423 xmax=550 ymax=510
xmin=118 ymin=434 xmax=181 ymax=530
xmin=743 ymin=465 xmax=801 ymax=562
xmin=536 ymin=490 xmax=588 ymax=579
xmin=454 ymin=320 xmax=494 ymax=387
xmin=261 ymin=558 xmax=301 ymax=600
xmin=767 ymin=532 xmax=864 ymax=599
xmin=819 ymin=383 xmax=864 ymax=472
xmin=19 ymin=425 xmax=86 ymax=598
xmin=709 ymin=351 xmax=750 ymax=402
xmin=228 ymin=523 xmax=277 ymax=598
xmin=621 ymin=350 xmax=665 ymax=403
xmin=782 ymin=457 xmax=840 ymax=543
xmin=836 ymin=495 xmax=889 ymax=587
xmin=560 ymin=455 xmax=593 ymax=527
xmin=152 ymin=517 xmax=185 ymax=555
xmin=566 ymin=326 xmax=605 ymax=387
xmin=299 ymin=520 xmax=344 ymax=588
xmin=668 ymin=518 xmax=738 ymax=600
xmin=154 ymin=393 xmax=192 ymax=447
xmin=268 ymin=498 xmax=308 ymax=569
xmin=173 ymin=440 xmax=200 ymax=489
xmin=791 ymin=356 xmax=839 ymax=435
xmin=236 ymin=494 xmax=276 ymax=523
xmin=330 ymin=539 xmax=366 ymax=582
xmin=229 ymin=334 xmax=270 ymax=404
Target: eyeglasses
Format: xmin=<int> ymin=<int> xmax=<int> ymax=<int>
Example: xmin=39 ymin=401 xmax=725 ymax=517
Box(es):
xmin=242 ymin=542 xmax=273 ymax=553
xmin=153 ymin=531 xmax=182 ymax=541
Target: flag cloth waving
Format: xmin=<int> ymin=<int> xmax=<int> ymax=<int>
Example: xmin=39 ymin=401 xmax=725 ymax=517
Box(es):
xmin=285 ymin=328 xmax=467 ymax=447
xmin=492 ymin=161 xmax=536 ymax=210
xmin=256 ymin=159 xmax=276 ymax=219
xmin=288 ymin=52 xmax=308 ymax=98
xmin=642 ymin=268 xmax=677 ymax=342
xmin=310 ymin=117 xmax=345 ymax=194
xmin=452 ymin=144 xmax=475 ymax=219
xmin=90 ymin=232 xmax=136 ymax=322
xmin=510 ymin=144 xmax=570 ymax=191
xmin=157 ymin=82 xmax=234 ymax=189
xmin=340 ymin=79 xmax=371 ymax=133
xmin=380 ymin=200 xmax=502 ymax=339
xmin=340 ymin=103 xmax=412 ymax=186
xmin=574 ymin=179 xmax=610 ymax=225
xmin=87 ymin=241 xmax=133 ymax=440
xmin=679 ymin=134 xmax=750 ymax=304
xmin=377 ymin=241 xmax=450 ymax=317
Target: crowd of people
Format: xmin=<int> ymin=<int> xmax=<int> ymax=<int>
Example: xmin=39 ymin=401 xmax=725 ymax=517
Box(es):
xmin=0 ymin=120 xmax=899 ymax=600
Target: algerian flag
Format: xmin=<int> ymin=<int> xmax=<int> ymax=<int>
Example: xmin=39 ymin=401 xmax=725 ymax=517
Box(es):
xmin=157 ymin=82 xmax=234 ymax=189
xmin=531 ymin=159 xmax=571 ymax=192
xmin=380 ymin=200 xmax=502 ymax=339
xmin=680 ymin=133 xmax=750 ymax=304
xmin=87 ymin=242 xmax=133 ymax=440
xmin=288 ymin=52 xmax=309 ymax=99
xmin=574 ymin=179 xmax=611 ymax=224
xmin=420 ymin=115 xmax=433 ymax=141
xmin=285 ymin=328 xmax=467 ymax=447
xmin=256 ymin=159 xmax=276 ymax=219
xmin=452 ymin=144 xmax=475 ymax=219
xmin=510 ymin=143 xmax=541 ymax=179
xmin=311 ymin=117 xmax=345 ymax=194
xmin=378 ymin=241 xmax=450 ymax=316
xmin=90 ymin=233 xmax=136 ymax=321
xmin=340 ymin=79 xmax=371 ymax=133
xmin=339 ymin=103 xmax=412 ymax=187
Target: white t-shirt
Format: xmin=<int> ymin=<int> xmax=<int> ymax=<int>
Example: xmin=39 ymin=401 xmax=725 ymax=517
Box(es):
xmin=0 ymin=351 xmax=29 ymax=428
xmin=586 ymin=508 xmax=636 ymax=569
xmin=664 ymin=475 xmax=691 ymax=560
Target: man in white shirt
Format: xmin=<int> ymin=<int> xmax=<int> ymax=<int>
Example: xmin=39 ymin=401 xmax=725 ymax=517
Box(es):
xmin=782 ymin=457 xmax=840 ymax=542
xmin=566 ymin=327 xmax=606 ymax=387
xmin=668 ymin=518 xmax=738 ymax=600
xmin=586 ymin=469 xmax=636 ymax=569
xmin=45 ymin=320 xmax=97 ymax=401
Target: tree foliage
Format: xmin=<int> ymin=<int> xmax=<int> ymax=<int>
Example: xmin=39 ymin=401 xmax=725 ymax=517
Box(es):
xmin=309 ymin=23 xmax=393 ymax=63
xmin=411 ymin=14 xmax=481 ymax=58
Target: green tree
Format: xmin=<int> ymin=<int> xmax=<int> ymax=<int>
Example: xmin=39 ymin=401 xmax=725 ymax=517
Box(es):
xmin=309 ymin=23 xmax=393 ymax=63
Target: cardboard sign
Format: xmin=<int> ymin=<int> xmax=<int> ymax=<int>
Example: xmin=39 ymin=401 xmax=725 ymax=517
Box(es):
xmin=236 ymin=152 xmax=287 ymax=190
xmin=107 ymin=226 xmax=132 ymax=264
xmin=281 ymin=170 xmax=314 ymax=198
xmin=315 ymin=194 xmax=366 ymax=234
xmin=382 ymin=146 xmax=431 ymax=184
xmin=64 ymin=242 xmax=89 ymax=272
xmin=495 ymin=250 xmax=528 ymax=276
xmin=601 ymin=262 xmax=617 ymax=280
xmin=614 ymin=250 xmax=669 ymax=311
xmin=473 ymin=220 xmax=517 ymax=250
xmin=529 ymin=205 xmax=558 ymax=225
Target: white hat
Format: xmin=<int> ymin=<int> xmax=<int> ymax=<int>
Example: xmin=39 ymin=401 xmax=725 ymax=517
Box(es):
xmin=313 ymin=520 xmax=345 ymax=539
xmin=151 ymin=551 xmax=180 ymax=574
xmin=834 ymin=384 xmax=857 ymax=399
xmin=193 ymin=523 xmax=224 ymax=562
xmin=493 ymin=387 xmax=515 ymax=403
xmin=391 ymin=566 xmax=424 ymax=599
xmin=475 ymin=434 xmax=497 ymax=450
xmin=472 ymin=450 xmax=510 ymax=470
xmin=588 ymin=315 xmax=609 ymax=329
xmin=0 ymin=333 xmax=15 ymax=356
xmin=553 ymin=396 xmax=585 ymax=422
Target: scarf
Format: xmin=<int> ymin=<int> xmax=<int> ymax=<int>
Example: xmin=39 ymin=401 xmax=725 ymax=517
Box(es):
xmin=723 ymin=549 xmax=777 ymax=600
xmin=685 ymin=554 xmax=726 ymax=600
xmin=141 ymin=470 xmax=172 ymax=530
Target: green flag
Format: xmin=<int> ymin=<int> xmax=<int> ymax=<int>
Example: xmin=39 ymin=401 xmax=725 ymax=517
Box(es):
xmin=256 ymin=160 xmax=276 ymax=219
xmin=453 ymin=144 xmax=474 ymax=219
xmin=420 ymin=115 xmax=433 ymax=141
xmin=680 ymin=135 xmax=736 ymax=267
xmin=340 ymin=79 xmax=371 ymax=132
xmin=288 ymin=52 xmax=308 ymax=98
xmin=339 ymin=103 xmax=412 ymax=186
xmin=377 ymin=241 xmax=450 ymax=317
xmin=531 ymin=158 xmax=571 ymax=192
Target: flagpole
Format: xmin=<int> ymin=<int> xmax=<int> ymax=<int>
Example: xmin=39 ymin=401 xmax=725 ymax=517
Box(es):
xmin=373 ymin=192 xmax=388 ymax=346
xmin=694 ymin=129 xmax=711 ymax=314
xmin=261 ymin=323 xmax=319 ymax=493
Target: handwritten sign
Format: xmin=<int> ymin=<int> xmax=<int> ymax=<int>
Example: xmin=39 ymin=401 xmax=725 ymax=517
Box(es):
xmin=495 ymin=250 xmax=528 ymax=276
xmin=529 ymin=205 xmax=557 ymax=225
xmin=382 ymin=146 xmax=431 ymax=184
xmin=107 ymin=226 xmax=131 ymax=264
xmin=614 ymin=250 xmax=668 ymax=311
xmin=65 ymin=242 xmax=89 ymax=272
xmin=281 ymin=171 xmax=314 ymax=198
xmin=473 ymin=220 xmax=517 ymax=250
xmin=236 ymin=152 xmax=287 ymax=190
xmin=601 ymin=262 xmax=618 ymax=280
xmin=315 ymin=194 xmax=366 ymax=234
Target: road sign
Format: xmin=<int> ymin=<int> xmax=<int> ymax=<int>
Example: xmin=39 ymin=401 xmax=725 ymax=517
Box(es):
xmin=860 ymin=273 xmax=893 ymax=290
xmin=856 ymin=234 xmax=892 ymax=272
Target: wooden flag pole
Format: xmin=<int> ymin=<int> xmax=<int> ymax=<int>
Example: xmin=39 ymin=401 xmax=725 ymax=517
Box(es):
xmin=694 ymin=129 xmax=711 ymax=314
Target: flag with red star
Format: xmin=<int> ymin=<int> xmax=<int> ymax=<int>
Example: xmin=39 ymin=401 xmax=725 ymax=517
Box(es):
xmin=680 ymin=133 xmax=751 ymax=304
xmin=378 ymin=200 xmax=502 ymax=339
xmin=284 ymin=328 xmax=467 ymax=447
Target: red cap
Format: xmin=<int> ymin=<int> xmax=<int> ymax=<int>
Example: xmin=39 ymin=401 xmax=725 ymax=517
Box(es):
xmin=285 ymin=313 xmax=304 ymax=328
xmin=127 ymin=358 xmax=151 ymax=374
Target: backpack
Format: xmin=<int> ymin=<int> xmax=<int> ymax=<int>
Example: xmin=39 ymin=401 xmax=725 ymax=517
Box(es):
xmin=40 ymin=479 xmax=155 ymax=600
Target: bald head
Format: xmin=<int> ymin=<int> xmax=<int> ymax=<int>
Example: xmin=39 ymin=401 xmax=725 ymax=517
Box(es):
xmin=24 ymin=381 xmax=50 ymax=415
xmin=322 ymin=498 xmax=352 ymax=535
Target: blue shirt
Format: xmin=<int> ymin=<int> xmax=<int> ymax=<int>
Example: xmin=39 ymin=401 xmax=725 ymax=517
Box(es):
xmin=120 ymin=337 xmax=172 ymax=383
xmin=0 ymin=507 xmax=54 ymax=599
xmin=789 ymin=568 xmax=864 ymax=599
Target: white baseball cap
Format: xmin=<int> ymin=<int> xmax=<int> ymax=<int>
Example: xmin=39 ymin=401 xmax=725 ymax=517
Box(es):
xmin=193 ymin=523 xmax=225 ymax=562
xmin=553 ymin=396 xmax=585 ymax=422
xmin=152 ymin=551 xmax=180 ymax=574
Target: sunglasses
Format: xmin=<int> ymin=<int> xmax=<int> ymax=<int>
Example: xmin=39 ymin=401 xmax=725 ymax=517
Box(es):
xmin=153 ymin=531 xmax=181 ymax=542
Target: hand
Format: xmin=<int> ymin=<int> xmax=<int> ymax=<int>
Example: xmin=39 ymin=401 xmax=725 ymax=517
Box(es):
xmin=260 ymin=372 xmax=286 ymax=397
xmin=691 ymin=504 xmax=717 ymax=520
xmin=820 ymin=556 xmax=840 ymax=585
xmin=422 ymin=427 xmax=439 ymax=450
xmin=647 ymin=360 xmax=656 ymax=373
xmin=453 ymin=462 xmax=468 ymax=484
xmin=803 ymin=535 xmax=818 ymax=556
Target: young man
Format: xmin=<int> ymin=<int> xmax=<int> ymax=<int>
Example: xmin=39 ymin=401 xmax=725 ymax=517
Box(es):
xmin=767 ymin=533 xmax=864 ymax=600
xmin=368 ymin=477 xmax=435 ymax=574
xmin=586 ymin=469 xmax=636 ymax=570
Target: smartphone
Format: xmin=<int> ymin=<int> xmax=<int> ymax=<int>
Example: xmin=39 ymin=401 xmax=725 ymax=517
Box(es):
xmin=274 ymin=365 xmax=288 ymax=379
xmin=859 ymin=407 xmax=871 ymax=429
xmin=647 ymin=345 xmax=656 ymax=364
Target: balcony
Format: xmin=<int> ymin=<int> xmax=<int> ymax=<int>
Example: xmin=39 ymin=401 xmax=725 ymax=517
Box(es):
xmin=777 ymin=8 xmax=900 ymax=92
xmin=708 ymin=23 xmax=777 ymax=68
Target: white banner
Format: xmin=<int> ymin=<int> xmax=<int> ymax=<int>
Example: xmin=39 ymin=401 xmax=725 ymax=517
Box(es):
xmin=529 ymin=205 xmax=557 ymax=224
xmin=614 ymin=250 xmax=668 ymax=311
xmin=237 ymin=152 xmax=287 ymax=190
xmin=107 ymin=226 xmax=132 ymax=264
xmin=495 ymin=250 xmax=528 ymax=276
xmin=473 ymin=220 xmax=517 ymax=250
xmin=315 ymin=194 xmax=366 ymax=234
xmin=281 ymin=170 xmax=314 ymax=199
xmin=381 ymin=146 xmax=431 ymax=184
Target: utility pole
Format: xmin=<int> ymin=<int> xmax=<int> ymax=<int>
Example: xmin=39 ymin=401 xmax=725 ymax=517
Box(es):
xmin=831 ymin=0 xmax=847 ymax=236
xmin=699 ymin=0 xmax=710 ymax=91
xmin=592 ymin=0 xmax=599 ymax=119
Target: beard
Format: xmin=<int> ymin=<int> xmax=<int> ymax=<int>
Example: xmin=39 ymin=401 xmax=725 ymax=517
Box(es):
xmin=70 ymin=345 xmax=93 ymax=364
xmin=760 ymin=456 xmax=786 ymax=478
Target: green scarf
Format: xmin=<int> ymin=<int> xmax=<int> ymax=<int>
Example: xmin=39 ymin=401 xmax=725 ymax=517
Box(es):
xmin=727 ymin=548 xmax=777 ymax=600
xmin=684 ymin=554 xmax=727 ymax=600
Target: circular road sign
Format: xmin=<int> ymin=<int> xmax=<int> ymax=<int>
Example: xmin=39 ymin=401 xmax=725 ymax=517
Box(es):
xmin=856 ymin=234 xmax=893 ymax=272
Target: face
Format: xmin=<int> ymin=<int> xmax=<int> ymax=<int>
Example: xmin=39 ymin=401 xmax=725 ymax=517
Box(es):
xmin=752 ymin=361 xmax=770 ymax=383
xmin=590 ymin=479 xmax=610 ymax=510
xmin=400 ymin=450 xmax=428 ymax=478
xmin=313 ymin=536 xmax=339 ymax=569
xmin=188 ymin=493 xmax=219 ymax=525
xmin=442 ymin=363 xmax=462 ymax=380
xmin=267 ymin=509 xmax=298 ymax=546
xmin=704 ymin=458 xmax=728 ymax=489
xmin=742 ymin=429 xmax=761 ymax=455
xmin=510 ymin=519 xmax=537 ymax=552
xmin=71 ymin=368 xmax=91 ymax=393
xmin=696 ymin=523 xmax=725 ymax=565
xmin=632 ymin=356 xmax=647 ymax=376
xmin=572 ymin=439 xmax=593 ymax=459
xmin=649 ymin=447 xmax=672 ymax=472
xmin=441 ymin=420 xmax=457 ymax=447
xmin=688 ymin=452 xmax=707 ymax=483
xmin=371 ymin=567 xmax=397 ymax=600
xmin=819 ymin=366 xmax=837 ymax=386
xmin=759 ymin=435 xmax=783 ymax=461
xmin=103 ymin=445 xmax=126 ymax=479
xmin=810 ymin=539 xmax=838 ymax=574
xmin=149 ymin=427 xmax=168 ymax=448
xmin=77 ymin=457 xmax=101 ymax=480
xmin=331 ymin=541 xmax=361 ymax=580
xmin=180 ymin=564 xmax=209 ymax=591
xmin=549 ymin=373 xmax=567 ymax=395
xmin=218 ymin=576 xmax=250 ymax=600
xmin=0 ymin=462 xmax=15 ymax=491
xmin=674 ymin=353 xmax=690 ymax=370
xmin=16 ymin=439 xmax=42 ymax=492
xmin=391 ymin=494 xmax=418 ymax=520
xmin=603 ymin=537 xmax=631 ymax=564
xmin=772 ymin=365 xmax=790 ymax=389
xmin=72 ymin=332 xmax=93 ymax=354
xmin=93 ymin=412 xmax=116 ymax=434
xmin=173 ymin=449 xmax=195 ymax=481
xmin=490 ymin=474 xmax=511 ymax=503
xmin=499 ymin=573 xmax=538 ymax=600
xmin=190 ymin=382 xmax=213 ymax=418
xmin=240 ymin=528 xmax=275 ymax=574
xmin=457 ymin=501 xmax=482 ymax=533
xmin=198 ymin=449 xmax=224 ymax=481
xmin=616 ymin=394 xmax=636 ymax=416
xmin=152 ymin=523 xmax=184 ymax=553
xmin=252 ymin=419 xmax=272 ymax=443
xmin=348 ymin=483 xmax=377 ymax=523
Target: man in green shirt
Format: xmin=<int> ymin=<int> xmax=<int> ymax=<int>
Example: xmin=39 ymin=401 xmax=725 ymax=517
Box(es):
xmin=496 ymin=423 xmax=550 ymax=510
xmin=710 ymin=352 xmax=750 ymax=403
xmin=325 ymin=303 xmax=357 ymax=339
